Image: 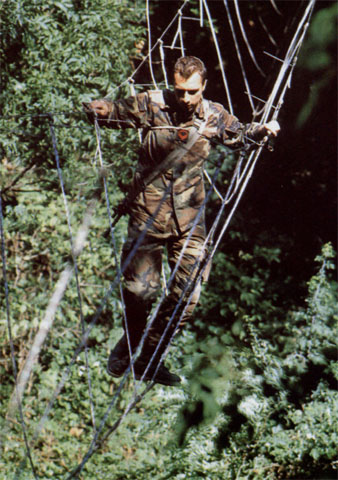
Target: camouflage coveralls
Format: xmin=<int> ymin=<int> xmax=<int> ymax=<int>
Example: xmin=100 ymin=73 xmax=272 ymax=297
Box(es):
xmin=97 ymin=89 xmax=263 ymax=357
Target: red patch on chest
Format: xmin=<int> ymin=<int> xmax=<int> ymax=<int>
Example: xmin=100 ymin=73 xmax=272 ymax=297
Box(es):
xmin=177 ymin=129 xmax=189 ymax=142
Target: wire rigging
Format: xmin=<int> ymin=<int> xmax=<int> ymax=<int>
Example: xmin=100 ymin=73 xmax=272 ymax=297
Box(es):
xmin=67 ymin=144 xmax=227 ymax=478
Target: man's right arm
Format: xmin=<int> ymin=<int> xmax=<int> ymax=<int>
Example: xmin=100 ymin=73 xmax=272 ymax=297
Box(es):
xmin=83 ymin=93 xmax=150 ymax=130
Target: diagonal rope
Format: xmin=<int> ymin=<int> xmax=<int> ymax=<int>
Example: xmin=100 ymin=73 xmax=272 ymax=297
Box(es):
xmin=269 ymin=0 xmax=282 ymax=16
xmin=257 ymin=11 xmax=278 ymax=47
xmin=260 ymin=0 xmax=316 ymax=124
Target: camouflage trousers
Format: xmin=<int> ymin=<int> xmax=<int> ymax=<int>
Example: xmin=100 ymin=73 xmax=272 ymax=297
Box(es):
xmin=121 ymin=209 xmax=209 ymax=359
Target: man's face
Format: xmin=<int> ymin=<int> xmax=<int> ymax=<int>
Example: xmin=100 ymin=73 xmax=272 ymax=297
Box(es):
xmin=174 ymin=71 xmax=206 ymax=116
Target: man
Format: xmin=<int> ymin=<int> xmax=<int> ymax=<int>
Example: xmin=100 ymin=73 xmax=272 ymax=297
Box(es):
xmin=85 ymin=56 xmax=280 ymax=386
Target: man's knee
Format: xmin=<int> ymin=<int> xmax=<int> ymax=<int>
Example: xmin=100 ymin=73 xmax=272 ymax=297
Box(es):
xmin=124 ymin=279 xmax=159 ymax=302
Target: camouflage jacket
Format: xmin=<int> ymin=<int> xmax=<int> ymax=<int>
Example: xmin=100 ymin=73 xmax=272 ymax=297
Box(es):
xmin=96 ymin=89 xmax=264 ymax=235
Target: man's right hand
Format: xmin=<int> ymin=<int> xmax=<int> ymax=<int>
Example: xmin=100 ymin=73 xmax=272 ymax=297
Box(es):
xmin=87 ymin=100 xmax=110 ymax=117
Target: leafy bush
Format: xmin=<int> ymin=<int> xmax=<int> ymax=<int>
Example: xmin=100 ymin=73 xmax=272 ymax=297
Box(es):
xmin=174 ymin=243 xmax=337 ymax=479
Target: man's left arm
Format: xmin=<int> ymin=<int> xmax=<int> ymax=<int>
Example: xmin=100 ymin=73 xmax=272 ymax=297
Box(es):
xmin=218 ymin=107 xmax=280 ymax=149
xmin=83 ymin=93 xmax=151 ymax=130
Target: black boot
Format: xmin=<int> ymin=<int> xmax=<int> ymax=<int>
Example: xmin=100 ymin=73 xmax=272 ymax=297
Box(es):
xmin=134 ymin=335 xmax=181 ymax=386
xmin=134 ymin=322 xmax=181 ymax=386
xmin=107 ymin=335 xmax=132 ymax=377
xmin=107 ymin=335 xmax=181 ymax=386
xmin=133 ymin=357 xmax=181 ymax=386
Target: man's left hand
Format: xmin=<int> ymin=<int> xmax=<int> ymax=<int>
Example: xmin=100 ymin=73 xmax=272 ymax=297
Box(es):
xmin=262 ymin=120 xmax=280 ymax=137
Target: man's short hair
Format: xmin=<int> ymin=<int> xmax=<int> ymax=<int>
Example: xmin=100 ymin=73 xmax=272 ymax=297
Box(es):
xmin=173 ymin=56 xmax=207 ymax=83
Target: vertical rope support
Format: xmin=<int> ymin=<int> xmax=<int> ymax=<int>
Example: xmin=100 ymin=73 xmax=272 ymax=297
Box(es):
xmin=178 ymin=10 xmax=185 ymax=57
xmin=146 ymin=0 xmax=158 ymax=89
xmin=199 ymin=0 xmax=204 ymax=27
xmin=93 ymin=117 xmax=138 ymax=384
xmin=202 ymin=0 xmax=233 ymax=114
xmin=223 ymin=0 xmax=255 ymax=113
xmin=159 ymin=40 xmax=169 ymax=88
xmin=233 ymin=0 xmax=266 ymax=77
xmin=129 ymin=80 xmax=143 ymax=142
xmin=170 ymin=26 xmax=180 ymax=50
xmin=161 ymin=260 xmax=169 ymax=295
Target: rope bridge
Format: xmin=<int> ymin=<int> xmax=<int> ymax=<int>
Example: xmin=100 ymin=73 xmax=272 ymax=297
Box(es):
xmin=0 ymin=0 xmax=315 ymax=477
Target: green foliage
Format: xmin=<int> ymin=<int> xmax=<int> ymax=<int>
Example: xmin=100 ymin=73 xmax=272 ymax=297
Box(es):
xmin=296 ymin=3 xmax=337 ymax=127
xmin=0 ymin=0 xmax=146 ymax=340
xmin=197 ymin=230 xmax=284 ymax=336
xmin=0 ymin=0 xmax=145 ymax=205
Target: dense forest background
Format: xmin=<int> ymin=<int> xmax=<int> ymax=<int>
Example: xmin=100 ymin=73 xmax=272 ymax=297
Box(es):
xmin=0 ymin=1 xmax=337 ymax=479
